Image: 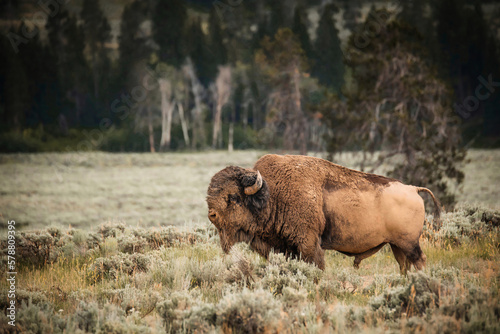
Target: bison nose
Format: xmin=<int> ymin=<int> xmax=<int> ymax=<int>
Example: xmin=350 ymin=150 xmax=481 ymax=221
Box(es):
xmin=208 ymin=209 xmax=217 ymax=221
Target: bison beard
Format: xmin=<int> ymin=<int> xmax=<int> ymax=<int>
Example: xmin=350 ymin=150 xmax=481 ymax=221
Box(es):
xmin=206 ymin=154 xmax=440 ymax=273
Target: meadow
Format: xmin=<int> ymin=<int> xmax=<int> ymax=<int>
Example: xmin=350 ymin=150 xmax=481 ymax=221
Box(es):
xmin=0 ymin=151 xmax=263 ymax=231
xmin=1 ymin=150 xmax=498 ymax=231
xmin=0 ymin=150 xmax=499 ymax=333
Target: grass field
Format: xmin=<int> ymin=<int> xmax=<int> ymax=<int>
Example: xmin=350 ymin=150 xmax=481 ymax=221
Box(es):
xmin=0 ymin=151 xmax=263 ymax=231
xmin=1 ymin=149 xmax=498 ymax=231
xmin=0 ymin=150 xmax=499 ymax=333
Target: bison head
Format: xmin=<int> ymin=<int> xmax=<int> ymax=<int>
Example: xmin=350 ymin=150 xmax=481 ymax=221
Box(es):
xmin=206 ymin=166 xmax=269 ymax=253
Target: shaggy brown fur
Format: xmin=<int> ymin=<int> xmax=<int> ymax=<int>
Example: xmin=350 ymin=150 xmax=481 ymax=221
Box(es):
xmin=206 ymin=154 xmax=440 ymax=273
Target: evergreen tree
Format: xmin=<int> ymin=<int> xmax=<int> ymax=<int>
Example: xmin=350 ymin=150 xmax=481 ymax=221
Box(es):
xmin=251 ymin=18 xmax=270 ymax=54
xmin=0 ymin=0 xmax=19 ymax=20
xmin=399 ymin=0 xmax=430 ymax=37
xmin=313 ymin=4 xmax=344 ymax=94
xmin=255 ymin=28 xmax=309 ymax=154
xmin=81 ymin=0 xmax=111 ymax=101
xmin=118 ymin=0 xmax=151 ymax=85
xmin=208 ymin=6 xmax=228 ymax=66
xmin=15 ymin=24 xmax=51 ymax=127
xmin=152 ymin=0 xmax=187 ymax=67
xmin=268 ymin=1 xmax=287 ymax=36
xmin=320 ymin=10 xmax=465 ymax=206
xmin=0 ymin=30 xmax=29 ymax=132
xmin=186 ymin=17 xmax=216 ymax=86
xmin=432 ymin=0 xmax=500 ymax=141
xmin=292 ymin=6 xmax=314 ymax=63
xmin=337 ymin=0 xmax=362 ymax=31
xmin=46 ymin=9 xmax=88 ymax=126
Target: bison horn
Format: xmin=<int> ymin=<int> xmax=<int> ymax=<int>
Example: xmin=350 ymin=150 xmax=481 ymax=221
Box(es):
xmin=244 ymin=171 xmax=263 ymax=195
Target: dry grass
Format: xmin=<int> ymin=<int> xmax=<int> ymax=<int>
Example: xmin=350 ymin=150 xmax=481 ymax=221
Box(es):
xmin=1 ymin=149 xmax=498 ymax=232
xmin=0 ymin=151 xmax=262 ymax=230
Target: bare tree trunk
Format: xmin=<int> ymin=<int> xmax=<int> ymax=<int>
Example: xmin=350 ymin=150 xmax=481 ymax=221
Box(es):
xmin=90 ymin=49 xmax=99 ymax=99
xmin=212 ymin=103 xmax=222 ymax=148
xmin=93 ymin=60 xmax=99 ymax=99
xmin=228 ymin=122 xmax=234 ymax=152
xmin=253 ymin=101 xmax=259 ymax=132
xmin=177 ymin=102 xmax=190 ymax=147
xmin=184 ymin=58 xmax=205 ymax=149
xmin=293 ymin=66 xmax=307 ymax=155
xmin=213 ymin=66 xmax=232 ymax=149
xmin=147 ymin=106 xmax=155 ymax=153
xmin=159 ymin=79 xmax=174 ymax=151
xmin=242 ymin=103 xmax=248 ymax=131
xmin=228 ymin=102 xmax=236 ymax=152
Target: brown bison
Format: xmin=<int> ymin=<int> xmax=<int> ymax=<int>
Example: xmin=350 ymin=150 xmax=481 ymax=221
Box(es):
xmin=206 ymin=154 xmax=440 ymax=273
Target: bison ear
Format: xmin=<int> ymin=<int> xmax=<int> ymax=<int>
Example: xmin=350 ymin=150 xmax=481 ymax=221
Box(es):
xmin=240 ymin=170 xmax=269 ymax=215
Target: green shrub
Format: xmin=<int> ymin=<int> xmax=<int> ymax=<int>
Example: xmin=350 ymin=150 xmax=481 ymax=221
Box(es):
xmin=188 ymin=258 xmax=226 ymax=289
xmin=259 ymin=252 xmax=322 ymax=295
xmin=118 ymin=234 xmax=147 ymax=254
xmin=1 ymin=227 xmax=90 ymax=268
xmin=71 ymin=301 xmax=152 ymax=334
xmin=216 ymin=288 xmax=282 ymax=334
xmin=182 ymin=303 xmax=218 ymax=332
xmin=225 ymin=243 xmax=256 ymax=285
xmin=157 ymin=289 xmax=282 ymax=333
xmin=370 ymin=272 xmax=441 ymax=318
xmin=280 ymin=286 xmax=308 ymax=308
xmin=99 ymin=127 xmax=150 ymax=152
xmin=424 ymin=204 xmax=500 ymax=246
xmin=131 ymin=226 xmax=199 ymax=249
xmin=402 ymin=286 xmax=500 ymax=333
xmin=72 ymin=301 xmax=99 ymax=333
xmin=86 ymin=253 xmax=150 ymax=283
xmin=0 ymin=131 xmax=43 ymax=152
xmin=97 ymin=222 xmax=126 ymax=239
xmin=362 ymin=274 xmax=406 ymax=296
xmin=98 ymin=287 xmax=161 ymax=316
xmin=15 ymin=231 xmax=57 ymax=266
xmin=157 ymin=291 xmax=196 ymax=332
xmin=16 ymin=300 xmax=66 ymax=334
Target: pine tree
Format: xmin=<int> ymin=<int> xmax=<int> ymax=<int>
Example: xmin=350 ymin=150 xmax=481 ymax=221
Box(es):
xmin=186 ymin=17 xmax=216 ymax=86
xmin=255 ymin=28 xmax=309 ymax=154
xmin=399 ymin=0 xmax=429 ymax=37
xmin=313 ymin=4 xmax=344 ymax=94
xmin=292 ymin=6 xmax=314 ymax=63
xmin=46 ymin=9 xmax=88 ymax=125
xmin=118 ymin=0 xmax=151 ymax=84
xmin=208 ymin=6 xmax=228 ymax=66
xmin=337 ymin=0 xmax=362 ymax=32
xmin=432 ymin=0 xmax=500 ymax=141
xmin=320 ymin=10 xmax=465 ymax=206
xmin=81 ymin=0 xmax=111 ymax=101
xmin=15 ymin=25 xmax=49 ymax=127
xmin=268 ymin=1 xmax=287 ymax=36
xmin=152 ymin=0 xmax=187 ymax=67
xmin=0 ymin=30 xmax=29 ymax=132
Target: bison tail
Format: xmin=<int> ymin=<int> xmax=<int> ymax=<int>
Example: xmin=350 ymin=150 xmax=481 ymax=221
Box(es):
xmin=416 ymin=187 xmax=441 ymax=229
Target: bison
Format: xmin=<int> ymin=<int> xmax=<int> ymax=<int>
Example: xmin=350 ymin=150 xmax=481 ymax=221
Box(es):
xmin=206 ymin=154 xmax=440 ymax=273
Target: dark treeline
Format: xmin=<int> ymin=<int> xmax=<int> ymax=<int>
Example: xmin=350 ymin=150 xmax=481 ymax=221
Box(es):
xmin=0 ymin=0 xmax=499 ymax=155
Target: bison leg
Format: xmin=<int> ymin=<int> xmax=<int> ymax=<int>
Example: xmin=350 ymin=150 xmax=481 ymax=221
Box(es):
xmin=390 ymin=244 xmax=411 ymax=274
xmin=298 ymin=236 xmax=325 ymax=270
xmin=406 ymin=244 xmax=427 ymax=270
xmin=390 ymin=243 xmax=426 ymax=274
xmin=353 ymin=243 xmax=386 ymax=269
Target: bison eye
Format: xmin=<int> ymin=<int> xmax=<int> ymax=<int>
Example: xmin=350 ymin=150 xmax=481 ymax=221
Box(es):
xmin=228 ymin=194 xmax=241 ymax=205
